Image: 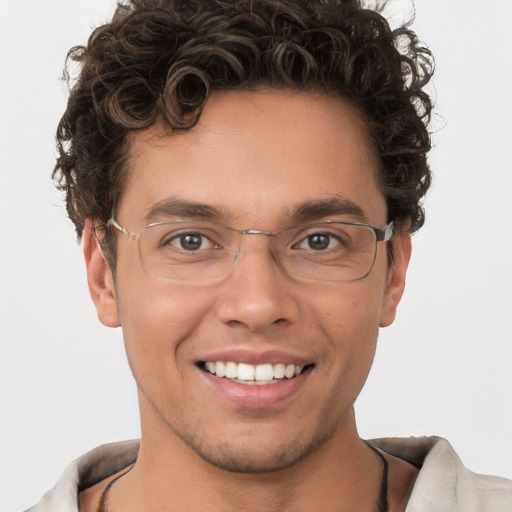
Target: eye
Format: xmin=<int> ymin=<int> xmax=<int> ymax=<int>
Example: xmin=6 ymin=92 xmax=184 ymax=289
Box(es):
xmin=168 ymin=232 xmax=215 ymax=251
xmin=296 ymin=232 xmax=340 ymax=251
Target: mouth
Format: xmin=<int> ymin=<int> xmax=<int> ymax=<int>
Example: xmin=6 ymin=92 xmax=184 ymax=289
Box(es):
xmin=196 ymin=352 xmax=315 ymax=408
xmin=198 ymin=361 xmax=314 ymax=385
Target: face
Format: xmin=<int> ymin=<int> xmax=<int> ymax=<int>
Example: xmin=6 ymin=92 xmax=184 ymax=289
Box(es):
xmin=85 ymin=90 xmax=410 ymax=473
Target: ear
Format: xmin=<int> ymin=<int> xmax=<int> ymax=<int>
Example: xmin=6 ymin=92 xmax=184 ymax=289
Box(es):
xmin=379 ymin=232 xmax=412 ymax=327
xmin=82 ymin=221 xmax=120 ymax=328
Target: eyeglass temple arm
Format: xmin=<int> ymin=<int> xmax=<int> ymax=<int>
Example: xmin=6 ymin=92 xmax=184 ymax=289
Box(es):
xmin=376 ymin=222 xmax=395 ymax=242
xmin=108 ymin=218 xmax=131 ymax=238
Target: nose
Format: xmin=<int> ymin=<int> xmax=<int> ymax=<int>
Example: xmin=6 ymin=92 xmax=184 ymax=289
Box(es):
xmin=215 ymin=241 xmax=300 ymax=332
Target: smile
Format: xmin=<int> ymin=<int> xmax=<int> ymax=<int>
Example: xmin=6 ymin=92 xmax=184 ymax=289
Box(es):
xmin=202 ymin=361 xmax=310 ymax=385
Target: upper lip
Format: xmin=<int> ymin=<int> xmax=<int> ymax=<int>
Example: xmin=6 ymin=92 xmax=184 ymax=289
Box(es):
xmin=196 ymin=349 xmax=312 ymax=366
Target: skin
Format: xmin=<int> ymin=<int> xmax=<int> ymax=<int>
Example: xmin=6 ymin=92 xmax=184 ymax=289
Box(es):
xmin=81 ymin=90 xmax=417 ymax=511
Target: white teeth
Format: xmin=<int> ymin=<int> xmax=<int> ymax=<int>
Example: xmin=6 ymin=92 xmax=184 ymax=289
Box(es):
xmin=255 ymin=364 xmax=273 ymax=381
xmin=225 ymin=361 xmax=238 ymax=379
xmin=285 ymin=364 xmax=295 ymax=379
xmin=237 ymin=363 xmax=255 ymax=381
xmin=274 ymin=363 xmax=285 ymax=379
xmin=215 ymin=361 xmax=226 ymax=378
xmin=203 ymin=361 xmax=308 ymax=381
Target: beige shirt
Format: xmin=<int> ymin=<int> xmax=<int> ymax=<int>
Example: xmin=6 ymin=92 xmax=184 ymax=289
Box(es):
xmin=26 ymin=436 xmax=512 ymax=512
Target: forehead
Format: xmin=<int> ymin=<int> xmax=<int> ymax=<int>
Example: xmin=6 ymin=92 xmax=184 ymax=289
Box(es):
xmin=120 ymin=90 xmax=386 ymax=227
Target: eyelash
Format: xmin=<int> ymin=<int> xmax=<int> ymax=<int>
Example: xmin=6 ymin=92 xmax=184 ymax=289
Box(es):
xmin=163 ymin=230 xmax=346 ymax=253
xmin=166 ymin=232 xmax=218 ymax=251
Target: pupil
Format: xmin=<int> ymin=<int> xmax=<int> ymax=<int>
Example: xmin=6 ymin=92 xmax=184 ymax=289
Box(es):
xmin=308 ymin=234 xmax=329 ymax=250
xmin=181 ymin=234 xmax=202 ymax=250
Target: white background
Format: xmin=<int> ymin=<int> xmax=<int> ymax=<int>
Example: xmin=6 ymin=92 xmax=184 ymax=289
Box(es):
xmin=1 ymin=1 xmax=511 ymax=510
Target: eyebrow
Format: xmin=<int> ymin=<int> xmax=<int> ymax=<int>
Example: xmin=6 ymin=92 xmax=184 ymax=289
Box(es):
xmin=144 ymin=197 xmax=227 ymax=223
xmin=289 ymin=197 xmax=366 ymax=223
xmin=144 ymin=196 xmax=366 ymax=225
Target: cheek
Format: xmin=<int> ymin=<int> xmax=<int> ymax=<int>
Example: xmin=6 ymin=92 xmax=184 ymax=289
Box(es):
xmin=309 ymin=279 xmax=385 ymax=376
xmin=115 ymin=273 xmax=213 ymax=374
xmin=312 ymin=278 xmax=385 ymax=337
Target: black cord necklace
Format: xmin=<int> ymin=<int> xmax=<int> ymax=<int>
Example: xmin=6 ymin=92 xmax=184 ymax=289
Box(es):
xmin=97 ymin=448 xmax=388 ymax=512
xmin=368 ymin=443 xmax=389 ymax=512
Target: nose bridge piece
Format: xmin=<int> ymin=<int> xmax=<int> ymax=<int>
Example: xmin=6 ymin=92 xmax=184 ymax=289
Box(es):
xmin=239 ymin=228 xmax=275 ymax=236
xmin=232 ymin=229 xmax=279 ymax=267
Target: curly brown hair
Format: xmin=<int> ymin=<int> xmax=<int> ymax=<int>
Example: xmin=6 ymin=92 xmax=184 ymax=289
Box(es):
xmin=54 ymin=0 xmax=433 ymax=263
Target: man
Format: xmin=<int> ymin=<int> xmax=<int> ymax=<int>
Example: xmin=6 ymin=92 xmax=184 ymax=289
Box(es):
xmin=26 ymin=0 xmax=511 ymax=511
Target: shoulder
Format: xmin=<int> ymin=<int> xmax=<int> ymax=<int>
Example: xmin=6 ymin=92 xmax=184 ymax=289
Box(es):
xmin=370 ymin=436 xmax=512 ymax=512
xmin=24 ymin=440 xmax=139 ymax=512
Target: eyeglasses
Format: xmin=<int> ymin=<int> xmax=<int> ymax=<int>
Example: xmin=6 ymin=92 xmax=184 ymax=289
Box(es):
xmin=108 ymin=218 xmax=395 ymax=284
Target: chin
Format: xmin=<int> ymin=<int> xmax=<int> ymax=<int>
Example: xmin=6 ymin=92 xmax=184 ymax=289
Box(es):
xmin=176 ymin=420 xmax=338 ymax=474
xmin=192 ymin=441 xmax=315 ymax=474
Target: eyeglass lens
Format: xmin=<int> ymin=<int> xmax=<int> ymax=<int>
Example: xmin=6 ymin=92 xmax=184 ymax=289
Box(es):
xmin=136 ymin=221 xmax=379 ymax=284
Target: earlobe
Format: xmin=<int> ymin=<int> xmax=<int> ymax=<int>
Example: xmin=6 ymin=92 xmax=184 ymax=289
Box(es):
xmin=379 ymin=233 xmax=412 ymax=328
xmin=83 ymin=221 xmax=120 ymax=328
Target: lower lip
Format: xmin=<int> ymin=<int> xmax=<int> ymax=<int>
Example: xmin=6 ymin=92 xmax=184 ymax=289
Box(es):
xmin=199 ymin=367 xmax=312 ymax=409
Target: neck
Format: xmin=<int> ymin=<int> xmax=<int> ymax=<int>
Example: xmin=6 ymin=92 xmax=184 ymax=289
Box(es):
xmin=109 ymin=409 xmax=384 ymax=512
